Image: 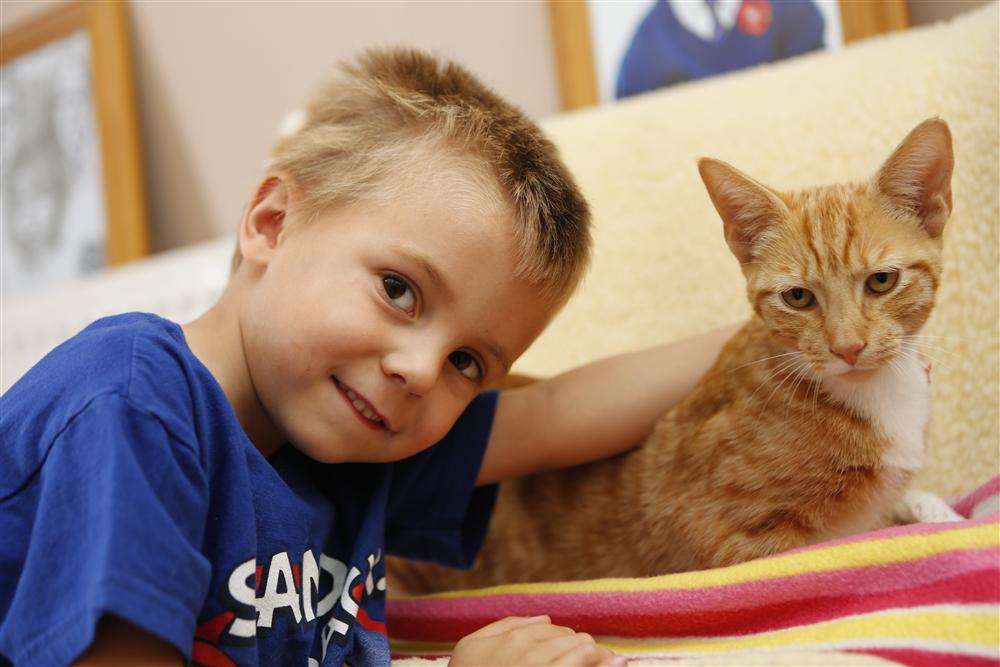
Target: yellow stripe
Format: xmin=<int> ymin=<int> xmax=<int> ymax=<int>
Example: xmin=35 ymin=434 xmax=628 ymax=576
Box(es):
xmin=411 ymin=523 xmax=997 ymax=599
xmin=600 ymin=608 xmax=999 ymax=655
xmin=390 ymin=608 xmax=1000 ymax=657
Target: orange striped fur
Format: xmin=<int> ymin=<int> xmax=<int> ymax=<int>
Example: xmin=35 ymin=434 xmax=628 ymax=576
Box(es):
xmin=388 ymin=119 xmax=955 ymax=594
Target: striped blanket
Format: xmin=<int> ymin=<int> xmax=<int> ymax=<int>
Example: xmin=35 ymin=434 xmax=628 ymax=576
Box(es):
xmin=387 ymin=477 xmax=1000 ymax=666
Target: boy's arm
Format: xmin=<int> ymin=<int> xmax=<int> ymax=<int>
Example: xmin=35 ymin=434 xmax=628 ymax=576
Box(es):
xmin=75 ymin=616 xmax=184 ymax=666
xmin=477 ymin=322 xmax=741 ymax=485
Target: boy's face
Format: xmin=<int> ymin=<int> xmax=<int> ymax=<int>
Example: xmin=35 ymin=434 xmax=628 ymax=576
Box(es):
xmin=239 ymin=170 xmax=553 ymax=463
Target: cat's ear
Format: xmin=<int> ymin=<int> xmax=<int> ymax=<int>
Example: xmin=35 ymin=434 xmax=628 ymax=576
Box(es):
xmin=873 ymin=118 xmax=954 ymax=238
xmin=698 ymin=158 xmax=788 ymax=264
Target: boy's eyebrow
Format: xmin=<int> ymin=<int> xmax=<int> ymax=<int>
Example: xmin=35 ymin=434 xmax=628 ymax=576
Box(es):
xmin=388 ymin=244 xmax=512 ymax=373
xmin=485 ymin=341 xmax=511 ymax=374
xmin=389 ymin=244 xmax=454 ymax=301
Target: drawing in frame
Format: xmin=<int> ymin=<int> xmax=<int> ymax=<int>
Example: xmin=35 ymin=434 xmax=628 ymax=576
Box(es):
xmin=1 ymin=0 xmax=149 ymax=296
xmin=549 ymin=0 xmax=909 ymax=110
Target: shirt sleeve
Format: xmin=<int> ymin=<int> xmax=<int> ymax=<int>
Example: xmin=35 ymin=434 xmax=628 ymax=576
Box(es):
xmin=0 ymin=393 xmax=211 ymax=666
xmin=384 ymin=390 xmax=500 ymax=569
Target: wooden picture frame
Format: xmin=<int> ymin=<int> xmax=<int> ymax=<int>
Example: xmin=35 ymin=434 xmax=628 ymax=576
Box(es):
xmin=1 ymin=0 xmax=148 ymax=287
xmin=549 ymin=0 xmax=910 ymax=111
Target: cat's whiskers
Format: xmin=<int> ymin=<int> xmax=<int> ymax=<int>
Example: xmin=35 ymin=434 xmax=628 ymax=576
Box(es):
xmin=915 ymin=350 xmax=956 ymax=373
xmin=900 ymin=338 xmax=956 ymax=368
xmin=730 ymin=350 xmax=801 ymax=373
xmin=906 ymin=341 xmax=963 ymax=362
xmin=746 ymin=354 xmax=804 ymax=406
xmin=901 ymin=333 xmax=998 ymax=343
xmin=900 ymin=335 xmax=981 ymax=365
xmin=756 ymin=357 xmax=811 ymax=425
xmin=810 ymin=371 xmax=824 ymax=417
xmin=886 ymin=355 xmax=906 ymax=381
xmin=785 ymin=360 xmax=816 ymax=409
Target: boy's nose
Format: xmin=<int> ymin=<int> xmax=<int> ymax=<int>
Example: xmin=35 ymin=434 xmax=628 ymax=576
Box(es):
xmin=382 ymin=351 xmax=441 ymax=396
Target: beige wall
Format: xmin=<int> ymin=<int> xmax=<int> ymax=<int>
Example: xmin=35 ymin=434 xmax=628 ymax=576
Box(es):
xmin=2 ymin=1 xmax=560 ymax=253
xmin=2 ymin=0 xmax=990 ymax=254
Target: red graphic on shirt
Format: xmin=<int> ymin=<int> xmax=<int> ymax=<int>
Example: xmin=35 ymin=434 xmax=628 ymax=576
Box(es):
xmin=352 ymin=581 xmax=388 ymax=635
xmin=193 ymin=612 xmax=238 ymax=667
xmin=737 ymin=0 xmax=772 ymax=36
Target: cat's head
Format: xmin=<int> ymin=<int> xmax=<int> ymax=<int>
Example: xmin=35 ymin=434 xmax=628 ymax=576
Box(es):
xmin=699 ymin=118 xmax=953 ymax=378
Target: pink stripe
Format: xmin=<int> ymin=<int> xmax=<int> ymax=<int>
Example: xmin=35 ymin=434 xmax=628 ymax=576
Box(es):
xmin=954 ymin=476 xmax=1000 ymax=518
xmin=389 ymin=544 xmax=998 ymax=624
xmin=390 ymin=568 xmax=998 ymax=642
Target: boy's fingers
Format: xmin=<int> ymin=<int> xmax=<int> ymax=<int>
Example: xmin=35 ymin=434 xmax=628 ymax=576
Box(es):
xmin=504 ymin=620 xmax=575 ymax=644
xmin=600 ymin=657 xmax=629 ymax=667
xmin=551 ymin=642 xmax=612 ymax=666
xmin=467 ymin=615 xmax=549 ymax=639
xmin=534 ymin=632 xmax=597 ymax=661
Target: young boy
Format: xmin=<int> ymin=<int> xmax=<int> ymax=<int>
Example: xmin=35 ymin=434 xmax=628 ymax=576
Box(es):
xmin=0 ymin=49 xmax=732 ymax=666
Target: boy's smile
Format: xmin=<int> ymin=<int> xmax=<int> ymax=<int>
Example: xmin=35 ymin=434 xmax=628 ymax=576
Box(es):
xmin=332 ymin=377 xmax=392 ymax=431
xmin=207 ymin=167 xmax=553 ymax=463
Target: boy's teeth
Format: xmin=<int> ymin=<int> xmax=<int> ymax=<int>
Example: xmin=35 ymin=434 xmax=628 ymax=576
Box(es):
xmin=344 ymin=387 xmax=381 ymax=423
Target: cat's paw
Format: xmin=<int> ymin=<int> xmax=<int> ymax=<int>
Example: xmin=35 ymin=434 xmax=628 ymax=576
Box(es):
xmin=894 ymin=489 xmax=963 ymax=524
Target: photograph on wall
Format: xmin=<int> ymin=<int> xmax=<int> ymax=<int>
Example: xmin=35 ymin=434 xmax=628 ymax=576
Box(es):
xmin=1 ymin=30 xmax=106 ymax=297
xmin=588 ymin=0 xmax=844 ymax=103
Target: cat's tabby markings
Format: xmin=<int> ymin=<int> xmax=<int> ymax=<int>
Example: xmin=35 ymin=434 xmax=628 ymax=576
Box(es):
xmin=389 ymin=119 xmax=959 ymax=594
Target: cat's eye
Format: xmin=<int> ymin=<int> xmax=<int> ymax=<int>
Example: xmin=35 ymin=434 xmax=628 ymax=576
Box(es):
xmin=449 ymin=350 xmax=483 ymax=381
xmin=382 ymin=273 xmax=417 ymax=314
xmin=865 ymin=270 xmax=899 ymax=294
xmin=781 ymin=287 xmax=816 ymax=309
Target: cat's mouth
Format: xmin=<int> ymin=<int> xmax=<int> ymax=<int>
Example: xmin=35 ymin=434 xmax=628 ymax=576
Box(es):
xmin=836 ymin=367 xmax=879 ymax=382
xmin=821 ymin=350 xmax=896 ymax=380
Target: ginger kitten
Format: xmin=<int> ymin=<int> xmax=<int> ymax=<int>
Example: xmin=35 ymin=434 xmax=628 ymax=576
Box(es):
xmin=389 ymin=119 xmax=959 ymax=594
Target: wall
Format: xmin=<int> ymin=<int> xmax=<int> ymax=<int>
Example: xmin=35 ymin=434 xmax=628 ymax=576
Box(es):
xmin=1 ymin=0 xmax=990 ymax=254
xmin=1 ymin=1 xmax=560 ymax=253
xmin=907 ymin=0 xmax=991 ymax=25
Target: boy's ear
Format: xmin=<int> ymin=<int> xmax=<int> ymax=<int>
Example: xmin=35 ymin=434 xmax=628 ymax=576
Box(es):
xmin=698 ymin=158 xmax=788 ymax=264
xmin=873 ymin=117 xmax=953 ymax=238
xmin=239 ymin=175 xmax=290 ymax=268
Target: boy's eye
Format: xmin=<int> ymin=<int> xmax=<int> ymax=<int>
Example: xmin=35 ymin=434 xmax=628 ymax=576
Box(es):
xmin=382 ymin=274 xmax=416 ymax=314
xmin=448 ymin=351 xmax=483 ymax=381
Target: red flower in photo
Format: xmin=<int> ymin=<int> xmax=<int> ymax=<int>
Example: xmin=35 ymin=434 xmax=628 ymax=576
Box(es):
xmin=737 ymin=0 xmax=773 ymax=37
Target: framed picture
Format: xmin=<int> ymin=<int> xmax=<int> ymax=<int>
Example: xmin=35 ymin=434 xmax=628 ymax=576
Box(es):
xmin=1 ymin=0 xmax=148 ymax=296
xmin=549 ymin=0 xmax=909 ymax=109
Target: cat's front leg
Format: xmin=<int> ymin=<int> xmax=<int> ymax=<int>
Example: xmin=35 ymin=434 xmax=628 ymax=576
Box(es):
xmin=893 ymin=488 xmax=963 ymax=524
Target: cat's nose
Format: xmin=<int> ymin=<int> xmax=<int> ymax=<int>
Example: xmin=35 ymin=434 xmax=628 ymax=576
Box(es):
xmin=831 ymin=342 xmax=867 ymax=366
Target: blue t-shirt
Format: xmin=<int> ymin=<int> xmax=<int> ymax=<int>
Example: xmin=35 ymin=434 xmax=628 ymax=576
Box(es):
xmin=0 ymin=313 xmax=499 ymax=666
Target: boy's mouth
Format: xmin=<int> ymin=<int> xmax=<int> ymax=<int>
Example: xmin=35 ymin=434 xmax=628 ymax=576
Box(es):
xmin=332 ymin=376 xmax=391 ymax=431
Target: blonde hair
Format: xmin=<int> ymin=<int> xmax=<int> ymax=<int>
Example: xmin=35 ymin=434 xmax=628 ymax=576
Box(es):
xmin=234 ymin=47 xmax=591 ymax=305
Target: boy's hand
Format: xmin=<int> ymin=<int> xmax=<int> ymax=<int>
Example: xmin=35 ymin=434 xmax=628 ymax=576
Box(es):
xmin=449 ymin=615 xmax=626 ymax=666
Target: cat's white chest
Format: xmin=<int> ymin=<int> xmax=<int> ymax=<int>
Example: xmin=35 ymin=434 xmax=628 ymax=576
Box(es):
xmin=822 ymin=355 xmax=931 ymax=471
